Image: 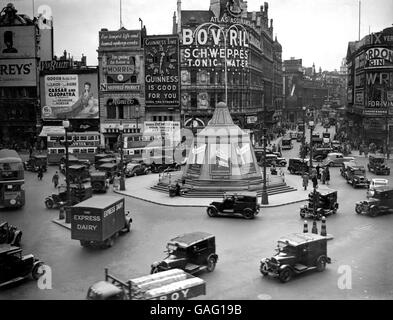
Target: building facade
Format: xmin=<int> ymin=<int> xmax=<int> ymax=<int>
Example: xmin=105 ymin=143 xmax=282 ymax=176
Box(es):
xmin=283 ymin=58 xmax=328 ymax=124
xmin=39 ymin=52 xmax=99 ymax=148
xmin=0 ymin=3 xmax=52 ymax=149
xmin=97 ymin=27 xmax=146 ymax=152
xmin=174 ymin=0 xmax=282 ymax=143
xmin=345 ymin=26 xmax=393 ymax=149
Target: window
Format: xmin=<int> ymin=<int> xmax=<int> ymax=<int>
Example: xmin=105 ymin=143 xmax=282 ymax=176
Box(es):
xmin=118 ymin=106 xmax=124 ymax=119
xmin=191 ymin=93 xmax=197 ymax=108
xmin=191 ymin=70 xmax=197 ymax=84
xmin=107 ymin=99 xmax=116 ymax=119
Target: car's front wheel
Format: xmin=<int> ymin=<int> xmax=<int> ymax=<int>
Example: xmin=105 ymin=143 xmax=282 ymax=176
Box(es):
xmin=316 ymin=256 xmax=327 ymax=272
xmin=369 ymin=205 xmax=378 ymax=217
xmin=279 ymin=267 xmax=292 ymax=283
xmin=243 ymin=208 xmax=255 ymax=220
xmin=355 ymin=205 xmax=362 ymax=214
xmin=207 ymin=206 xmax=218 ymax=217
xmin=45 ymin=198 xmax=54 ymax=209
xmin=206 ymin=256 xmax=217 ymax=272
xmin=32 ymin=262 xmax=45 ymax=280
xmin=151 ymin=267 xmax=160 ymax=274
xmin=260 ymin=262 xmax=269 ymax=276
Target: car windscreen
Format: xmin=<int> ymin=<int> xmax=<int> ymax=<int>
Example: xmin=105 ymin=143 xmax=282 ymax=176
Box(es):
xmin=354 ymin=170 xmax=365 ymax=175
xmin=277 ymin=241 xmax=296 ymax=254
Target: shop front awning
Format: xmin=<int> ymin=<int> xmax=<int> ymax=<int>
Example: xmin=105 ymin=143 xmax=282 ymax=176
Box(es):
xmin=39 ymin=126 xmax=65 ymax=137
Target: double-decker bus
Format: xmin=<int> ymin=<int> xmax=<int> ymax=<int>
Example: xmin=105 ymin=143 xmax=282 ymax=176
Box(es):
xmin=0 ymin=149 xmax=25 ymax=209
xmin=47 ymin=132 xmax=100 ymax=164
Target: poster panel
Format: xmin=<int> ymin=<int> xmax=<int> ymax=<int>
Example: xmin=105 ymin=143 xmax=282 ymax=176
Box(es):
xmin=0 ymin=26 xmax=36 ymax=58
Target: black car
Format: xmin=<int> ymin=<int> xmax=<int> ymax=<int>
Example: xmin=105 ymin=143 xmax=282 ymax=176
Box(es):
xmin=24 ymin=155 xmax=47 ymax=172
xmin=0 ymin=222 xmax=22 ymax=247
xmin=368 ymin=155 xmax=390 ymax=175
xmin=90 ymin=172 xmax=108 ymax=193
xmin=313 ymin=148 xmax=333 ymax=161
xmin=300 ymin=189 xmax=338 ymax=220
xmin=355 ymin=188 xmax=393 ymax=217
xmin=260 ymin=233 xmax=331 ymax=283
xmin=0 ymin=244 xmax=45 ymax=288
xmin=288 ymin=158 xmax=309 ymax=175
xmin=150 ymin=232 xmax=218 ymax=275
xmin=207 ymin=192 xmax=260 ymax=219
xmin=346 ymin=165 xmax=369 ymax=188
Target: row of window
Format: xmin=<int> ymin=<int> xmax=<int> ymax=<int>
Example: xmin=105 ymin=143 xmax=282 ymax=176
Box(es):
xmin=0 ymin=87 xmax=37 ymax=99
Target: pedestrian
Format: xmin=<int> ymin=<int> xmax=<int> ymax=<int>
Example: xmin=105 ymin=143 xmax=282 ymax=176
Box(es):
xmin=272 ymin=143 xmax=276 ymax=153
xmin=312 ymin=173 xmax=318 ymax=189
xmin=37 ymin=166 xmax=43 ymax=180
xmin=113 ymin=174 xmax=120 ymax=190
xmin=302 ymin=172 xmax=309 ymax=191
xmin=29 ymin=145 xmax=33 ymax=158
xmin=325 ymin=167 xmax=330 ymax=185
xmin=52 ymin=171 xmax=59 ymax=188
xmin=321 ymin=167 xmax=326 ymax=184
xmin=316 ymin=164 xmax=321 ymax=180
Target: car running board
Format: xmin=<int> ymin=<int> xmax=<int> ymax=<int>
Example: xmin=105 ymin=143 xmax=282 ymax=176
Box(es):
xmin=185 ymin=263 xmax=202 ymax=273
xmin=293 ymin=264 xmax=309 ymax=272
xmin=0 ymin=276 xmax=26 ymax=288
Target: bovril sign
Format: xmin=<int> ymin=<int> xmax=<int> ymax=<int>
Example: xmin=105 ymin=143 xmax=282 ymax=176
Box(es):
xmin=182 ymin=24 xmax=249 ymax=68
xmin=0 ymin=58 xmax=36 ymax=87
xmin=365 ymin=47 xmax=393 ymax=68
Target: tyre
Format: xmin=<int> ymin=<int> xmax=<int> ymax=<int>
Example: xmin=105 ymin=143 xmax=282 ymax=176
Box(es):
xmin=260 ymin=262 xmax=269 ymax=276
xmin=300 ymin=210 xmax=305 ymax=219
xmin=316 ymin=256 xmax=327 ymax=272
xmin=279 ymin=267 xmax=292 ymax=283
xmin=242 ymin=208 xmax=255 ymax=220
xmin=80 ymin=240 xmax=89 ymax=247
xmin=329 ymin=162 xmax=334 ymax=167
xmin=125 ymin=220 xmax=131 ymax=233
xmin=352 ymin=181 xmax=356 ymax=188
xmin=32 ymin=262 xmax=45 ymax=280
xmin=105 ymin=237 xmax=115 ymax=248
xmin=289 ymin=168 xmax=295 ymax=174
xmin=206 ymin=256 xmax=216 ymax=272
xmin=45 ymin=198 xmax=54 ymax=209
xmin=369 ymin=206 xmax=378 ymax=217
xmin=151 ymin=267 xmax=160 ymax=274
xmin=355 ymin=205 xmax=362 ymax=214
xmin=207 ymin=207 xmax=218 ymax=217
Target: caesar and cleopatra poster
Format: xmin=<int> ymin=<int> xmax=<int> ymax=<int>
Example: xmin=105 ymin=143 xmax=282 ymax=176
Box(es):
xmin=42 ymin=74 xmax=99 ymax=119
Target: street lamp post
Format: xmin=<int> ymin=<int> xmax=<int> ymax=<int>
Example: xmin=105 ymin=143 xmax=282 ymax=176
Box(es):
xmin=302 ymin=106 xmax=307 ymax=161
xmin=62 ymin=120 xmax=71 ymax=205
xmin=261 ymin=127 xmax=269 ymax=205
xmin=309 ymin=120 xmax=315 ymax=170
xmin=119 ymin=123 xmax=126 ymax=191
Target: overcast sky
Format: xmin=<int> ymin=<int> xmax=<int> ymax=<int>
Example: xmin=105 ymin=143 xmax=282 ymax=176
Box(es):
xmin=3 ymin=0 xmax=393 ymax=71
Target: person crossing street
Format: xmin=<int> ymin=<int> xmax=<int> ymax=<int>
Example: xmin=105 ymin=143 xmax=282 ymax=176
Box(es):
xmin=52 ymin=171 xmax=59 ymax=188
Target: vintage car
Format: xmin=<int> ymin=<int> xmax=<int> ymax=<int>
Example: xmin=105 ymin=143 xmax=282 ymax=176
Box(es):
xmin=0 ymin=244 xmax=45 ymax=288
xmin=94 ymin=154 xmax=115 ymax=170
xmin=287 ymin=158 xmax=310 ymax=175
xmin=290 ymin=132 xmax=298 ymax=140
xmin=355 ymin=188 xmax=393 ymax=217
xmin=90 ymin=172 xmax=109 ymax=193
xmin=97 ymin=163 xmax=119 ymax=184
xmin=259 ymin=233 xmax=331 ymax=283
xmin=59 ymin=155 xmax=90 ymax=174
xmin=258 ymin=154 xmax=285 ymax=168
xmin=23 ymin=155 xmax=47 ymax=172
xmin=44 ymin=183 xmax=93 ymax=209
xmin=313 ymin=148 xmax=333 ymax=162
xmin=323 ymin=153 xmax=355 ymax=167
xmin=150 ymin=232 xmax=218 ymax=275
xmin=207 ymin=192 xmax=260 ymax=219
xmin=367 ymin=178 xmax=389 ymax=198
xmin=68 ymin=164 xmax=91 ymax=184
xmin=340 ymin=161 xmax=358 ymax=179
xmin=0 ymin=222 xmax=22 ymax=247
xmin=124 ymin=163 xmax=150 ymax=177
xmin=331 ymin=140 xmax=342 ymax=152
xmin=346 ymin=164 xmax=369 ymax=188
xmin=94 ymin=157 xmax=117 ymax=170
xmin=281 ymin=137 xmax=293 ymax=150
xmin=368 ymin=155 xmax=390 ymax=175
xmin=300 ymin=189 xmax=338 ymax=220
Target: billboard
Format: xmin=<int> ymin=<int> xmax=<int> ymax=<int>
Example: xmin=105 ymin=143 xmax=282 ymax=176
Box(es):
xmin=0 ymin=26 xmax=36 ymax=58
xmin=42 ymin=73 xmax=99 ymax=119
xmin=144 ymin=35 xmax=179 ymax=105
xmin=0 ymin=58 xmax=36 ymax=86
xmin=99 ymin=30 xmax=141 ymax=49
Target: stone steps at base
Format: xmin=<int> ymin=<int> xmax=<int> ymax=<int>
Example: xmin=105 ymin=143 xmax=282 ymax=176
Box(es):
xmin=150 ymin=184 xmax=297 ymax=198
